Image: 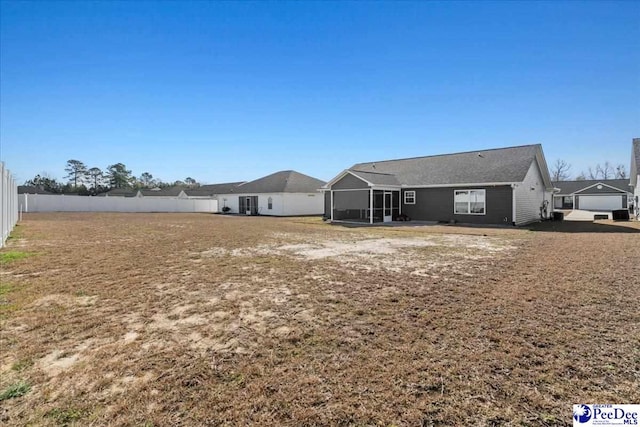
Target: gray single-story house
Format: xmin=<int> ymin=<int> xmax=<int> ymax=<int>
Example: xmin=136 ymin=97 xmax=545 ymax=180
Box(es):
xmin=323 ymin=144 xmax=554 ymax=226
xmin=631 ymin=138 xmax=640 ymax=218
xmin=552 ymin=179 xmax=632 ymax=211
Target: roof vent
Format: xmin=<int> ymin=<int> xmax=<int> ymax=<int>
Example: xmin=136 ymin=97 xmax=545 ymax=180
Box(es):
xmin=478 ymin=153 xmax=484 ymax=158
xmin=372 ymin=163 xmax=376 ymax=169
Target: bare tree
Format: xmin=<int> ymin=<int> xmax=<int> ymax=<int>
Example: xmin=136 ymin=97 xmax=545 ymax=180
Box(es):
xmin=615 ymin=164 xmax=627 ymax=179
xmin=550 ymin=159 xmax=572 ymax=181
xmin=575 ymin=172 xmax=586 ymax=181
xmin=597 ymin=161 xmax=614 ymax=179
xmin=585 ymin=161 xmax=621 ymax=180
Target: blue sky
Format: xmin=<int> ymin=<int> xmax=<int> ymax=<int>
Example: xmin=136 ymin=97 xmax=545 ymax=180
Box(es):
xmin=1 ymin=1 xmax=638 ymax=184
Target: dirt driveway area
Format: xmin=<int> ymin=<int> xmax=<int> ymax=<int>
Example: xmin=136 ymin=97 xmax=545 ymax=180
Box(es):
xmin=1 ymin=213 xmax=638 ymax=426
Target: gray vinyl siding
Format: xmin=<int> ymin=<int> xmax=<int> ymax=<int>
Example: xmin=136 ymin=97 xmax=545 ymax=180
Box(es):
xmin=401 ymin=186 xmax=513 ymax=225
xmin=332 ymin=174 xmax=369 ymax=190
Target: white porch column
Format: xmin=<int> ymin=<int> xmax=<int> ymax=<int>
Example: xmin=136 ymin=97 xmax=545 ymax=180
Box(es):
xmin=330 ymin=190 xmax=334 ymax=221
xmin=369 ymin=187 xmax=374 ymax=224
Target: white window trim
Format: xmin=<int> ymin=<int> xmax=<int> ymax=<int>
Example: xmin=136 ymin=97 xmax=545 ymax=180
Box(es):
xmin=404 ymin=191 xmax=416 ymax=204
xmin=267 ymin=197 xmax=273 ymax=210
xmin=454 ymin=189 xmax=486 ymax=215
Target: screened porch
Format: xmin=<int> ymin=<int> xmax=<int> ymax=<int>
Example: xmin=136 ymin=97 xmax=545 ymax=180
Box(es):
xmin=331 ymin=189 xmax=400 ymax=223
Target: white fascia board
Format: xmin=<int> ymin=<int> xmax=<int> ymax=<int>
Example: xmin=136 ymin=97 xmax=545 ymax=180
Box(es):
xmin=576 ymin=192 xmax=630 ymax=196
xmin=573 ymin=182 xmax=629 ymax=194
xmin=370 ymin=186 xmax=402 ymax=191
xmin=404 ymin=182 xmax=516 ymax=189
xmin=534 ymin=148 xmax=554 ymax=189
xmin=324 ymin=170 xmax=374 ymax=188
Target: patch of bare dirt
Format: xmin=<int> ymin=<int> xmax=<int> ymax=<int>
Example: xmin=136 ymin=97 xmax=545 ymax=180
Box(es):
xmin=0 ymin=213 xmax=638 ymax=426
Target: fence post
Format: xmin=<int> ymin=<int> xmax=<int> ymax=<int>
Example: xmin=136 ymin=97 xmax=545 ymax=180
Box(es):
xmin=0 ymin=162 xmax=19 ymax=248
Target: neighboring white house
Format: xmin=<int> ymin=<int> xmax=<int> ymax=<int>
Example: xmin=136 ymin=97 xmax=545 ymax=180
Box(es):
xmin=219 ymin=170 xmax=325 ymax=216
xmin=17 ymin=173 xmax=325 ymax=216
xmin=631 ymin=138 xmax=640 ymax=218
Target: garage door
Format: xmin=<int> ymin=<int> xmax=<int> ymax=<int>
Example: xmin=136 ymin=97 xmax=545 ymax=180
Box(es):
xmin=579 ymin=195 xmax=623 ymax=211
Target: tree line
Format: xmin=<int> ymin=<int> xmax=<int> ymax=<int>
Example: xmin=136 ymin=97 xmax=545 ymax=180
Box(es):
xmin=24 ymin=160 xmax=200 ymax=195
xmin=550 ymin=159 xmax=628 ymax=182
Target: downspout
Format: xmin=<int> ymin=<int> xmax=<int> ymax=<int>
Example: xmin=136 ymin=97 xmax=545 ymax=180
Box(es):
xmin=511 ymin=184 xmax=517 ymax=226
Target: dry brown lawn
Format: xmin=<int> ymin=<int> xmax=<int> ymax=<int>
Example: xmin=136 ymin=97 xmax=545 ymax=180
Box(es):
xmin=1 ymin=213 xmax=638 ymax=426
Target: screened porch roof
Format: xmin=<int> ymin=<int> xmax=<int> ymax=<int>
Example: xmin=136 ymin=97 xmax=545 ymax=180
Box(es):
xmin=349 ymin=170 xmax=401 ymax=186
xmin=324 ymin=170 xmax=401 ymax=190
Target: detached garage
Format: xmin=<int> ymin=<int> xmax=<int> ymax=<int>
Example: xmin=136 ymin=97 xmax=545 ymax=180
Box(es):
xmin=552 ymin=179 xmax=632 ymax=212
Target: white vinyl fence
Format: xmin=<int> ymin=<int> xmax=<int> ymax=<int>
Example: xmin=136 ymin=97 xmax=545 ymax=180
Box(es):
xmin=20 ymin=194 xmax=219 ymax=213
xmin=1 ymin=162 xmax=19 ymax=248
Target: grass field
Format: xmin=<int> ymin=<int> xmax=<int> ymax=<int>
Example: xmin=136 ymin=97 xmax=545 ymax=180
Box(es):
xmin=1 ymin=213 xmax=639 ymax=426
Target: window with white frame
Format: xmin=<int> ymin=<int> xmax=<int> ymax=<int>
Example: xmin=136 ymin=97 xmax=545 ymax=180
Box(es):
xmin=404 ymin=191 xmax=416 ymax=204
xmin=267 ymin=197 xmax=273 ymax=210
xmin=454 ymin=189 xmax=486 ymax=215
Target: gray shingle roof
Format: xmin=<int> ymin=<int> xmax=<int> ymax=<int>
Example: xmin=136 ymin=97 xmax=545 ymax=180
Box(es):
xmin=18 ymin=185 xmax=52 ymax=194
xmin=349 ymin=170 xmax=400 ymax=186
xmin=139 ymin=187 xmax=185 ymax=197
xmin=100 ymin=188 xmax=139 ymax=197
xmin=552 ymin=179 xmax=632 ymax=195
xmin=186 ymin=182 xmax=245 ymax=197
xmin=348 ymin=144 xmax=545 ymax=186
xmin=234 ymin=171 xmax=325 ymax=194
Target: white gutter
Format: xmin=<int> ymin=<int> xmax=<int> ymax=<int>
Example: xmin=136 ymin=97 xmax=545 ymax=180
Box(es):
xmin=405 ymin=182 xmax=517 ymax=189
